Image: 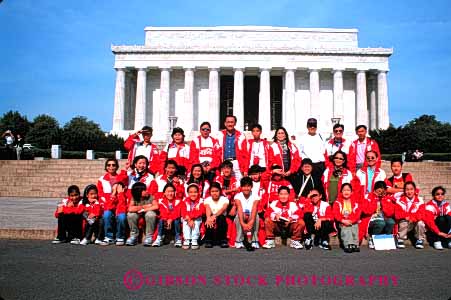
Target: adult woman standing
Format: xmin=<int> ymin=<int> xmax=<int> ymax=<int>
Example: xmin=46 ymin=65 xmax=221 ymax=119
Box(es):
xmin=268 ymin=127 xmax=301 ymax=187
xmin=160 ymin=127 xmax=191 ymax=178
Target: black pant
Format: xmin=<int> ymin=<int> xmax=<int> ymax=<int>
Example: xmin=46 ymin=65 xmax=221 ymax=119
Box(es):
xmin=57 ymin=213 xmax=83 ymax=241
xmin=427 ymin=215 xmax=451 ymax=244
xmin=204 ymin=215 xmax=228 ymax=243
xmin=84 ymin=218 xmax=102 ymax=240
xmin=303 ymin=213 xmax=334 ymax=242
xmin=311 ymin=162 xmax=326 ymax=182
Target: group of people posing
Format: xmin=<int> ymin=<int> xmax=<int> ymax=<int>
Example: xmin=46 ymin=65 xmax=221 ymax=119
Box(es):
xmin=53 ymin=115 xmax=451 ymax=252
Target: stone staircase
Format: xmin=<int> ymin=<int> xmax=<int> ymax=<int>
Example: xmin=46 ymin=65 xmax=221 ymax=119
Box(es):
xmin=0 ymin=159 xmax=450 ymax=198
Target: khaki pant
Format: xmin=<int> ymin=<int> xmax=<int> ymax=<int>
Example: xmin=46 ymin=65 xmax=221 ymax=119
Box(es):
xmin=339 ymin=223 xmax=359 ymax=246
xmin=397 ymin=220 xmax=426 ymax=241
xmin=235 ymin=216 xmax=259 ymax=242
xmin=127 ymin=211 xmax=157 ymax=238
xmin=265 ymin=218 xmax=305 ymax=241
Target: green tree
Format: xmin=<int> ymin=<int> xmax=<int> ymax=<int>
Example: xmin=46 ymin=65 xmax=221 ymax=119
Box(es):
xmin=0 ymin=110 xmax=31 ymax=137
xmin=61 ymin=116 xmax=106 ymax=151
xmin=27 ymin=115 xmax=61 ymax=149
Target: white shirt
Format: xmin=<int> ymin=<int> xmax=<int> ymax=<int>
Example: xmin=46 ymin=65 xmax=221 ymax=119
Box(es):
xmin=249 ymin=140 xmax=267 ymax=168
xmin=298 ymin=133 xmax=325 ymax=163
xmin=204 ymin=196 xmax=229 ymax=216
xmin=135 ymin=143 xmax=154 ymax=159
xmin=234 ymin=192 xmax=259 ymax=214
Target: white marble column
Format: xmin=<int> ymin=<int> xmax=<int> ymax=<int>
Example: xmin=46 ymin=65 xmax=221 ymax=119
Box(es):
xmin=377 ymin=71 xmax=389 ymax=129
xmin=208 ymin=68 xmax=220 ymax=130
xmin=369 ymin=74 xmax=377 ymax=130
xmin=112 ymin=68 xmax=126 ymax=131
xmin=183 ymin=68 xmax=194 ymax=131
xmin=356 ymin=70 xmax=368 ymax=127
xmin=283 ymin=69 xmax=296 ymax=133
xmin=160 ymin=68 xmax=171 ymax=135
xmin=233 ymin=68 xmax=244 ymax=130
xmin=134 ymin=68 xmax=147 ymax=130
xmin=259 ymin=68 xmax=271 ymax=132
xmin=333 ymin=70 xmax=344 ymax=122
xmin=309 ymin=69 xmax=320 ymax=119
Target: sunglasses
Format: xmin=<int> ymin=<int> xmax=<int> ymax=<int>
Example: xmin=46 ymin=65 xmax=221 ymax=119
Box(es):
xmin=366 ymin=156 xmax=376 ymax=160
xmin=201 ymin=128 xmax=211 ymax=132
xmin=334 ymin=130 xmax=343 ymax=133
xmin=107 ymin=164 xmax=117 ymax=167
xmin=334 ymin=157 xmax=345 ymax=161
xmin=435 ymin=192 xmax=444 ymax=196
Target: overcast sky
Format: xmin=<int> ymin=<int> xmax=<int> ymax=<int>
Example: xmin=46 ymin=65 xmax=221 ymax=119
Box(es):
xmin=1 ymin=0 xmax=450 ymax=130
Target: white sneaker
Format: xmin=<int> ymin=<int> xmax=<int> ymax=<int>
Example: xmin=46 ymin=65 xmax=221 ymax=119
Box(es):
xmin=235 ymin=241 xmax=244 ymax=249
xmin=143 ymin=236 xmax=153 ymax=247
xmin=116 ymin=238 xmax=125 ymax=246
xmin=368 ymin=238 xmax=374 ymax=249
xmin=94 ymin=239 xmax=103 ymax=245
xmin=99 ymin=238 xmax=115 ymax=246
xmin=80 ymin=238 xmax=90 ymax=246
xmin=174 ymin=239 xmax=182 ymax=247
xmin=51 ymin=238 xmax=63 ymax=244
xmin=152 ymin=236 xmax=162 ymax=247
xmin=262 ymin=240 xmax=275 ymax=249
xmin=182 ymin=240 xmax=190 ymax=250
xmin=191 ymin=239 xmax=199 ymax=250
xmin=252 ymin=241 xmax=260 ymax=249
xmin=70 ymin=238 xmax=81 ymax=245
xmin=434 ymin=241 xmax=444 ymax=250
xmin=290 ymin=240 xmax=304 ymax=249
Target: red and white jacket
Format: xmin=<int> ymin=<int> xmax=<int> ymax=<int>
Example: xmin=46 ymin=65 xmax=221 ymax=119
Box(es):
xmin=241 ymin=138 xmax=271 ymax=173
xmin=180 ymin=197 xmax=205 ymax=220
xmin=268 ymin=141 xmax=302 ymax=173
xmin=303 ymin=200 xmax=334 ymax=221
xmin=148 ymin=174 xmax=185 ymax=200
xmin=321 ymin=167 xmax=356 ymax=203
xmin=184 ymin=180 xmax=210 ymax=199
xmin=214 ymin=175 xmax=240 ymax=202
xmin=83 ymin=200 xmax=103 ymax=217
xmin=216 ymin=129 xmax=247 ymax=172
xmin=54 ymin=197 xmax=84 ymax=217
xmin=124 ymin=134 xmax=161 ymax=175
xmin=126 ymin=169 xmax=154 ymax=200
xmin=324 ymin=138 xmax=351 ymax=168
xmin=110 ymin=192 xmax=128 ymax=215
xmin=158 ymin=197 xmax=182 ymax=221
xmin=265 ymin=200 xmax=303 ymax=221
xmin=423 ymin=200 xmax=451 ymax=235
xmin=356 ymin=167 xmax=386 ymax=196
xmin=348 ymin=137 xmax=381 ymax=173
xmin=260 ymin=179 xmax=295 ymax=209
xmin=189 ymin=136 xmax=222 ymax=169
xmin=159 ymin=142 xmax=191 ymax=174
xmin=333 ymin=196 xmax=361 ymax=224
xmin=394 ymin=195 xmax=424 ymax=223
xmin=362 ymin=193 xmax=396 ymax=218
xmin=97 ymin=171 xmax=128 ymax=209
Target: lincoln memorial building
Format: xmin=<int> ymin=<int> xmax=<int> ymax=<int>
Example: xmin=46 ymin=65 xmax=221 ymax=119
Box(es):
xmin=111 ymin=26 xmax=392 ymax=141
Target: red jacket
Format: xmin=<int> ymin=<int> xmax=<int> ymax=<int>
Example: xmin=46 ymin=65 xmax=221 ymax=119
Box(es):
xmin=260 ymin=179 xmax=295 ymax=209
xmin=214 ymin=175 xmax=240 ymax=202
xmin=54 ymin=197 xmax=84 ymax=217
xmin=321 ymin=167 xmax=359 ymax=203
xmin=112 ymin=192 xmax=128 ymax=215
xmin=124 ymin=134 xmax=161 ymax=175
xmin=303 ymin=200 xmax=334 ymax=221
xmin=159 ymin=142 xmax=191 ymax=174
xmin=333 ymin=196 xmax=361 ymax=224
xmin=180 ymin=197 xmax=205 ymax=220
xmin=348 ymin=137 xmax=381 ymax=173
xmin=97 ymin=171 xmax=128 ymax=210
xmin=394 ymin=195 xmax=424 ymax=223
xmin=356 ymin=166 xmax=386 ymax=196
xmin=158 ymin=197 xmax=182 ymax=220
xmin=148 ymin=175 xmax=185 ymax=200
xmin=241 ymin=138 xmax=271 ymax=173
xmin=83 ymin=200 xmax=103 ymax=217
xmin=189 ymin=136 xmax=222 ymax=169
xmin=265 ymin=200 xmax=303 ymax=221
xmin=217 ymin=129 xmax=247 ymax=173
xmin=423 ymin=200 xmax=451 ymax=234
xmin=362 ymin=193 xmax=396 ymax=218
xmin=268 ymin=141 xmax=302 ymax=174
xmin=324 ymin=138 xmax=351 ymax=168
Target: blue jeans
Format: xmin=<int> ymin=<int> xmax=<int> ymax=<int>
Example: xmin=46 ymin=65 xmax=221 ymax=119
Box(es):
xmin=158 ymin=219 xmax=181 ymax=240
xmin=369 ymin=218 xmax=395 ymax=235
xmin=103 ymin=210 xmax=127 ymax=240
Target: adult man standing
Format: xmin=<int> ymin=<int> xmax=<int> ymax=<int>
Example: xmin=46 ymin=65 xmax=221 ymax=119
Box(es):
xmin=324 ymin=123 xmax=350 ymax=168
xmin=216 ymin=115 xmax=246 ymax=180
xmin=348 ymin=125 xmax=381 ymax=173
xmin=298 ymin=118 xmax=326 ymax=181
xmin=124 ymin=126 xmax=161 ymax=175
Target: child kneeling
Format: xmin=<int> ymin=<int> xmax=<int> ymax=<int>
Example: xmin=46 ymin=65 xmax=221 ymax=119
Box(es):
xmin=333 ymin=183 xmax=361 ymax=253
xmin=263 ymin=186 xmax=305 ymax=249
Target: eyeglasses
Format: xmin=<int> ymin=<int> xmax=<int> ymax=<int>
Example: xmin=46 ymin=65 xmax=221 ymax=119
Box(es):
xmin=366 ymin=156 xmax=376 ymax=160
xmin=435 ymin=192 xmax=445 ymax=196
xmin=107 ymin=164 xmax=117 ymax=167
xmin=201 ymin=128 xmax=210 ymax=132
xmin=334 ymin=130 xmax=343 ymax=133
xmin=334 ymin=157 xmax=345 ymax=161
xmin=310 ymin=194 xmax=319 ymax=198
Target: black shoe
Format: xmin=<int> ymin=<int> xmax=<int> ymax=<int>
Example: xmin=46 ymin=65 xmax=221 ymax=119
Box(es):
xmin=352 ymin=244 xmax=360 ymax=252
xmin=220 ymin=240 xmax=229 ymax=248
xmin=243 ymin=239 xmax=254 ymax=251
xmin=304 ymin=237 xmax=313 ymax=250
xmin=204 ymin=241 xmax=213 ymax=248
xmin=344 ymin=245 xmax=353 ymax=253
